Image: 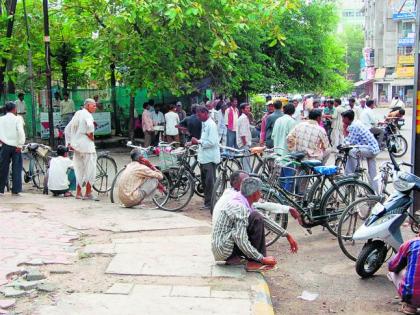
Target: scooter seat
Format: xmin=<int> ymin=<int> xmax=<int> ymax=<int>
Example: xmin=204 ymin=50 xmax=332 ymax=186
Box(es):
xmin=301 ymin=160 xmax=323 ymax=168
xmin=397 ymin=172 xmax=420 ymax=190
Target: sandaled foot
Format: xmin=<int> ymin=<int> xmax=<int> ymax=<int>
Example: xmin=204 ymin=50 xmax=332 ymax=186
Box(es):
xmin=64 ymin=192 xmax=73 ymax=197
xmin=245 ymin=261 xmax=276 ymax=272
xmin=225 ymin=256 xmax=246 ymax=266
xmin=83 ymin=194 xmax=99 ymax=201
xmin=75 ymin=194 xmax=82 ymax=200
xmin=400 ymin=303 xmax=417 ymax=315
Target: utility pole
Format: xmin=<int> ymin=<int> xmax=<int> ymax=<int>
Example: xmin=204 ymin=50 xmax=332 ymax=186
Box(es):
xmin=411 ymin=1 xmax=420 ymax=211
xmin=43 ymin=0 xmax=54 ymax=147
xmin=23 ymin=0 xmax=37 ymax=139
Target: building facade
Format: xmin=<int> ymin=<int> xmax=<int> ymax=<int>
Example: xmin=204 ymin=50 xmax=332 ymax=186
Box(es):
xmin=359 ymin=0 xmax=415 ymax=105
xmin=336 ymin=0 xmax=365 ymax=32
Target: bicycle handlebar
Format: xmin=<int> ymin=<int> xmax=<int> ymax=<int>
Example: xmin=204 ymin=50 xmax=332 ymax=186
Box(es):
xmin=126 ymin=141 xmax=153 ymax=152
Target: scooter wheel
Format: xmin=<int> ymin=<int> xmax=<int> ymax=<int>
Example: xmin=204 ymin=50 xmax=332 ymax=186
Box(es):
xmin=355 ymin=241 xmax=387 ymax=278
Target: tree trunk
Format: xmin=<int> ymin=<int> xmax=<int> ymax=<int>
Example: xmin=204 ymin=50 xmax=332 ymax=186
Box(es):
xmin=0 ymin=0 xmax=17 ymax=99
xmin=110 ymin=61 xmax=120 ymax=135
xmin=129 ymin=93 xmax=135 ymax=141
xmin=6 ymin=60 xmax=15 ymax=94
xmin=62 ymin=63 xmax=68 ymax=95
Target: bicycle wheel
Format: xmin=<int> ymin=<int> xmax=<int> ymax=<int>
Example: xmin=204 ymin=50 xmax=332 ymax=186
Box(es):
xmin=93 ymin=155 xmax=118 ymax=193
xmin=155 ymin=168 xmax=195 ymax=211
xmin=210 ymin=174 xmax=227 ymax=213
xmin=320 ymin=179 xmax=374 ymax=237
xmin=389 ymin=135 xmax=407 ymax=158
xmin=110 ymin=167 xmax=125 ymax=203
xmin=31 ymin=155 xmax=47 ymax=189
xmin=260 ymin=187 xmax=288 ymax=247
xmin=337 ymin=195 xmax=382 ymax=261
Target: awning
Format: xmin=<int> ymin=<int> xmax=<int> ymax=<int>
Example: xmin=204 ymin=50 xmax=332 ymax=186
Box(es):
xmin=354 ymin=79 xmax=373 ymax=87
xmin=392 ymin=78 xmax=414 ymax=86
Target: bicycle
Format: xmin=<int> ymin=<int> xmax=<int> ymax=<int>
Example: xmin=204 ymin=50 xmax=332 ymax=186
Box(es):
xmin=6 ymin=143 xmax=50 ymax=191
xmin=260 ymin=162 xmax=374 ymax=241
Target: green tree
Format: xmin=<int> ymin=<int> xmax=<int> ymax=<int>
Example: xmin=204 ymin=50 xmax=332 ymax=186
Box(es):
xmin=339 ymin=25 xmax=364 ymax=82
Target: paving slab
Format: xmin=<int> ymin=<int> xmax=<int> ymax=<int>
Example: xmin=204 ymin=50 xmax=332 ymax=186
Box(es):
xmin=37 ymin=284 xmax=252 ymax=315
xmin=105 ymin=235 xmax=244 ymax=278
xmin=105 ymin=283 xmax=134 ymax=295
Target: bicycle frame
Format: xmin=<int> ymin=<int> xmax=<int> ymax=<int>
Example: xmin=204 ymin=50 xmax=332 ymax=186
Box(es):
xmin=263 ymin=172 xmax=360 ymax=228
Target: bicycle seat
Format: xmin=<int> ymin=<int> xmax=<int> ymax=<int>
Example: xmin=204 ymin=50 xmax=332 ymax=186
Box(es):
xmin=301 ymin=160 xmax=323 ymax=168
xmin=288 ymin=151 xmax=306 ymax=161
xmin=250 ymin=146 xmax=265 ymax=155
xmin=313 ymin=165 xmax=339 ymax=176
xmin=27 ymin=143 xmax=39 ymax=151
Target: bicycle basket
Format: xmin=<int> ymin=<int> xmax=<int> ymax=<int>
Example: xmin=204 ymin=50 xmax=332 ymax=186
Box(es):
xmin=159 ymin=147 xmax=184 ymax=170
xmin=36 ymin=145 xmax=51 ymax=158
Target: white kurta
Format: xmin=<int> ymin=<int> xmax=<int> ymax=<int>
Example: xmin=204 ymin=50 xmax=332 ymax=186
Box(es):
xmin=65 ymin=108 xmax=97 ymax=186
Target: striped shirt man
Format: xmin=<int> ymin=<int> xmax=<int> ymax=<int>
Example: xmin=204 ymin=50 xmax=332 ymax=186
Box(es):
xmin=388 ymin=237 xmax=420 ymax=307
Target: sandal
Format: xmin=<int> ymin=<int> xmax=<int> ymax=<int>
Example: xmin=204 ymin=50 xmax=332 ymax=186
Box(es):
xmin=83 ymin=194 xmax=99 ymax=201
xmin=64 ymin=192 xmax=73 ymax=197
xmin=400 ymin=303 xmax=417 ymax=315
xmin=245 ymin=261 xmax=276 ymax=272
xmin=225 ymin=256 xmax=247 ymax=266
xmin=75 ymin=194 xmax=83 ymax=200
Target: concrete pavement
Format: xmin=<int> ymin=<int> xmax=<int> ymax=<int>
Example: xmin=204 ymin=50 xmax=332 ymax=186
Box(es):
xmin=0 ymin=193 xmax=275 ymax=315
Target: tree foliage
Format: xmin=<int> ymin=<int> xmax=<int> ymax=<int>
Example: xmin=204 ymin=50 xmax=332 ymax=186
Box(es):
xmin=338 ymin=24 xmax=364 ymax=82
xmin=0 ymin=0 xmax=352 ymax=98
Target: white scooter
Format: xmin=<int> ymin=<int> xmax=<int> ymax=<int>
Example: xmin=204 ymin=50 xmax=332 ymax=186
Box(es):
xmin=352 ymin=148 xmax=420 ymax=278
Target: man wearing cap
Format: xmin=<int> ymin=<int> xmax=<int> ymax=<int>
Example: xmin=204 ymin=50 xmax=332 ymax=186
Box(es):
xmin=65 ymin=98 xmax=98 ymax=200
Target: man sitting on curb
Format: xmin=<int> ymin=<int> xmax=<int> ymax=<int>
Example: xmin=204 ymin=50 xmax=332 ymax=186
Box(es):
xmin=212 ymin=177 xmax=298 ymax=272
xmin=118 ymin=148 xmax=163 ymax=208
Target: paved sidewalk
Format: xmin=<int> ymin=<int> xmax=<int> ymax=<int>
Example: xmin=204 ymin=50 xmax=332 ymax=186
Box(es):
xmin=0 ymin=193 xmax=275 ymax=315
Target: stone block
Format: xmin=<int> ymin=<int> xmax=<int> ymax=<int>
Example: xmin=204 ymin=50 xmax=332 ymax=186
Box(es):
xmin=211 ymin=290 xmax=249 ymax=299
xmin=25 ymin=270 xmax=45 ymax=281
xmin=211 ymin=265 xmax=245 ymax=278
xmin=14 ymin=280 xmax=38 ymax=291
xmin=171 ymin=286 xmax=211 ymax=298
xmin=37 ymin=283 xmax=57 ymax=293
xmin=0 ymin=299 xmax=15 ymax=309
xmin=105 ymin=283 xmax=134 ymax=295
xmin=1 ymin=288 xmax=25 ymax=298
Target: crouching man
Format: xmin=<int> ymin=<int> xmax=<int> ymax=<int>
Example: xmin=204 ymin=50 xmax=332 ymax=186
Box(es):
xmin=118 ymin=148 xmax=163 ymax=208
xmin=388 ymin=233 xmax=420 ymax=315
xmin=212 ymin=177 xmax=298 ymax=272
xmin=46 ymin=145 xmax=75 ymax=197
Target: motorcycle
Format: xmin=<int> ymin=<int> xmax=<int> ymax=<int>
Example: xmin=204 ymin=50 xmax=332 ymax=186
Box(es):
xmin=352 ymin=147 xmax=419 ymax=278
xmin=375 ymin=120 xmax=408 ymax=158
xmin=389 ymin=106 xmax=405 ymax=130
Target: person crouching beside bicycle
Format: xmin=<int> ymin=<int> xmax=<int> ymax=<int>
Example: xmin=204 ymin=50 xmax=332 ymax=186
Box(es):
xmin=388 ymin=233 xmax=420 ymax=315
xmin=341 ymin=110 xmax=380 ymax=194
xmin=212 ymin=177 xmax=298 ymax=272
xmin=46 ymin=145 xmax=75 ymax=197
xmin=117 ymin=148 xmax=164 ymax=208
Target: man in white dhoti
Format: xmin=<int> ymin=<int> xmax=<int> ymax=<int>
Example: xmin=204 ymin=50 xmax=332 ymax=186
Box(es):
xmin=65 ymin=98 xmax=97 ymax=200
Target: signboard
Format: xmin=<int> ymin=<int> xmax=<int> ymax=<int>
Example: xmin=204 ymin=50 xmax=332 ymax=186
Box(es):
xmin=363 ymin=47 xmax=374 ymax=67
xmin=374 ymin=68 xmax=386 ymax=79
xmin=92 ymin=112 xmax=112 ymax=136
xmin=398 ymin=55 xmax=415 ymax=65
xmin=391 ymin=0 xmax=415 ymax=20
xmin=40 ymin=112 xmax=61 ymax=139
xmin=40 ymin=111 xmax=112 ymax=139
xmin=396 ymin=66 xmax=415 ymax=78
xmin=398 ymin=37 xmax=415 ymax=47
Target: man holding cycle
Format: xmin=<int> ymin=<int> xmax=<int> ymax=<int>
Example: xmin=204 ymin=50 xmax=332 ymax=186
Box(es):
xmin=341 ymin=110 xmax=380 ymax=193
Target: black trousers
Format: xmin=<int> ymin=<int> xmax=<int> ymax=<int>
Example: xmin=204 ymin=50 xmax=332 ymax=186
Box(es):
xmin=228 ymin=211 xmax=267 ymax=261
xmin=51 ymin=189 xmax=69 ymax=196
xmin=200 ymin=162 xmax=216 ymax=207
xmin=0 ymin=144 xmax=23 ymax=194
